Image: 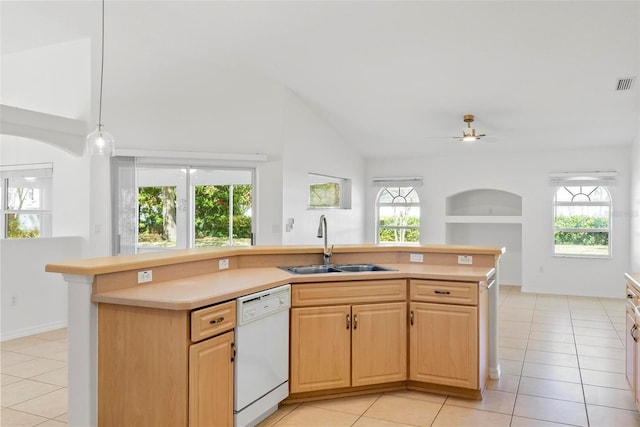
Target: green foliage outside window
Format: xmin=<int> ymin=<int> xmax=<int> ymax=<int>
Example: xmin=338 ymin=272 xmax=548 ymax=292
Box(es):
xmin=554 ymin=215 xmax=609 ymax=246
xmin=378 ymin=216 xmax=420 ymax=243
xmin=138 ymin=184 xmax=252 ymax=247
xmin=6 ymin=214 xmax=39 ymax=238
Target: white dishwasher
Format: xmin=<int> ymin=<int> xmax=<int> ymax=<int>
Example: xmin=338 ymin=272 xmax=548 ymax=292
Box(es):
xmin=234 ymin=284 xmax=290 ymax=427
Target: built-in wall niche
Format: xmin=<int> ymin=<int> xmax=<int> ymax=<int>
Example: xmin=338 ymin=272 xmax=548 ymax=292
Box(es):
xmin=446 ymin=188 xmax=522 ymax=220
xmin=445 ymin=189 xmax=523 ymax=286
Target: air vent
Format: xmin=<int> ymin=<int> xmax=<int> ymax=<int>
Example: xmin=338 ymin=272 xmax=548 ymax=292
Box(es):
xmin=616 ymin=77 xmax=635 ymax=91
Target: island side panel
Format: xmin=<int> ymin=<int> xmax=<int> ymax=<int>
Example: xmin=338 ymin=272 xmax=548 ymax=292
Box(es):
xmin=98 ymin=304 xmax=190 ymax=427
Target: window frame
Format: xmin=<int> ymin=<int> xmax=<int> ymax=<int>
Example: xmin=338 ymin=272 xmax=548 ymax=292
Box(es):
xmin=552 ymin=184 xmax=612 ymax=259
xmin=1 ymin=163 xmax=53 ymax=239
xmin=375 ymin=186 xmax=420 ymax=245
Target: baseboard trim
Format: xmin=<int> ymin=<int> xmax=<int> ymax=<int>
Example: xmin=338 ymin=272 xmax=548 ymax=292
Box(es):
xmin=1 ymin=320 xmax=68 ymax=342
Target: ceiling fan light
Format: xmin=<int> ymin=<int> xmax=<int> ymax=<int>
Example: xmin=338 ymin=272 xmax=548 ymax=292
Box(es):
xmin=462 ymin=135 xmax=479 ymax=142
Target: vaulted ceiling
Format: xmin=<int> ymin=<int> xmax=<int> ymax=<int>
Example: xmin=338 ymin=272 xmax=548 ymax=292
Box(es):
xmin=2 ymin=1 xmax=639 ymax=158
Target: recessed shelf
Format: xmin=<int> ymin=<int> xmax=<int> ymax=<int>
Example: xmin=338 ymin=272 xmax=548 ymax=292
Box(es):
xmin=445 ymin=215 xmax=522 ymax=224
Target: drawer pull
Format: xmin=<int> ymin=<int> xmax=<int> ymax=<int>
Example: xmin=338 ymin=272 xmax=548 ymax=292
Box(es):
xmin=434 ymin=290 xmax=451 ymax=295
xmin=209 ymin=317 xmax=225 ymax=325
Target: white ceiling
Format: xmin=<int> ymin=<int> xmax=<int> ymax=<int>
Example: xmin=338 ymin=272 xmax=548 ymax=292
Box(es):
xmin=2 ymin=1 xmax=639 ymax=159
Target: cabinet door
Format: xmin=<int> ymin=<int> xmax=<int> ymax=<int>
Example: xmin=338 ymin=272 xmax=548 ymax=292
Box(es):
xmin=626 ymin=301 xmax=636 ymax=389
xmin=352 ymin=302 xmax=407 ymax=387
xmin=189 ymin=331 xmax=234 ymax=427
xmin=290 ymin=306 xmax=351 ymax=393
xmin=409 ymin=302 xmax=478 ymax=389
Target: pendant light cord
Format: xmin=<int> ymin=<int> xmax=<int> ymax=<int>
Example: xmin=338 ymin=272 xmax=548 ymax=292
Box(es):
xmin=98 ymin=0 xmax=105 ymax=127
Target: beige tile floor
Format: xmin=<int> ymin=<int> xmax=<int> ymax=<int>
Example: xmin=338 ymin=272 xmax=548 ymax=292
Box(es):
xmin=259 ymin=286 xmax=640 ymax=427
xmin=1 ymin=286 xmax=640 ymax=426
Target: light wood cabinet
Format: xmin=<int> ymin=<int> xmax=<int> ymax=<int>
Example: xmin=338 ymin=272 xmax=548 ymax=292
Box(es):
xmin=352 ymin=302 xmax=407 ymax=387
xmin=290 ymin=280 xmax=407 ymax=394
xmin=189 ymin=331 xmax=234 ymax=427
xmin=97 ymin=301 xmax=235 ymax=427
xmin=290 ymin=305 xmax=352 ymax=393
xmin=625 ymin=286 xmax=637 ymax=390
xmin=409 ymin=302 xmax=478 ymax=388
xmin=625 ymin=277 xmax=640 ymax=412
xmin=409 ymin=279 xmax=488 ymax=393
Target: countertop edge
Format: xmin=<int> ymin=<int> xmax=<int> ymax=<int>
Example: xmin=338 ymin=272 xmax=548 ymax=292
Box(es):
xmin=91 ymin=265 xmax=496 ymax=311
xmin=46 ymin=244 xmax=505 ymax=276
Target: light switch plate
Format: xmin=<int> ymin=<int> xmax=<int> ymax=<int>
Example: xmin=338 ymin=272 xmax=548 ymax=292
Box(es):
xmin=219 ymin=258 xmax=229 ymax=270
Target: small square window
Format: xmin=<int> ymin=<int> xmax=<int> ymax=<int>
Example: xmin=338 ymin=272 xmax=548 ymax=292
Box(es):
xmin=308 ymin=173 xmax=351 ymax=209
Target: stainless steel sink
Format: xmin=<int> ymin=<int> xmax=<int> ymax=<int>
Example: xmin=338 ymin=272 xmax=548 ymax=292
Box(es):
xmin=279 ymin=264 xmax=395 ymax=274
xmin=280 ymin=265 xmax=342 ymax=274
xmin=333 ymin=264 xmax=395 ymax=272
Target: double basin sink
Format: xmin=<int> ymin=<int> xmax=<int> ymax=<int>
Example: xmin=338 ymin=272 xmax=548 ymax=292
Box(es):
xmin=279 ymin=263 xmax=396 ymax=275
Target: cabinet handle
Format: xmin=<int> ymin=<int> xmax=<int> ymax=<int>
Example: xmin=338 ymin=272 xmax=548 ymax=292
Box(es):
xmin=346 ymin=314 xmax=350 ymax=330
xmin=632 ymin=325 xmax=638 ymax=343
xmin=209 ymin=317 xmax=225 ymax=325
xmin=353 ymin=314 xmax=358 ymax=330
xmin=434 ymin=290 xmax=451 ymax=295
xmin=231 ymin=342 xmax=236 ymax=362
xmin=410 ymin=310 xmax=414 ymax=326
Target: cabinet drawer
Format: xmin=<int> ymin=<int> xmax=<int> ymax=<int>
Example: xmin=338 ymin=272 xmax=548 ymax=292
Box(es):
xmin=191 ymin=301 xmax=236 ymax=342
xmin=292 ymin=279 xmax=407 ymax=307
xmin=410 ymin=280 xmax=478 ymax=305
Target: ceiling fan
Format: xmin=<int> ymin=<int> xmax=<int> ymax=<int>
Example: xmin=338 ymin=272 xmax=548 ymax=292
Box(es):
xmin=428 ymin=114 xmax=487 ymax=142
xmin=459 ymin=114 xmax=486 ymax=142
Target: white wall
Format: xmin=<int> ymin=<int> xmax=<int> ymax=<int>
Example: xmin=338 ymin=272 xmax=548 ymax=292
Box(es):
xmin=105 ymin=65 xmax=288 ymax=247
xmin=367 ymin=147 xmax=630 ymax=298
xmin=281 ymin=90 xmax=366 ymax=247
xmin=1 ymin=39 xmax=90 ymax=121
xmin=0 ymin=137 xmax=89 ymax=339
xmin=1 ymin=135 xmax=90 ymax=238
xmin=0 ymin=237 xmax=83 ymax=340
xmin=631 ymin=122 xmax=640 ymax=272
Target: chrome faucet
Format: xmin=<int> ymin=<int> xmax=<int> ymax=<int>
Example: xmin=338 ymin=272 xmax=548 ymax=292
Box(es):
xmin=317 ymin=215 xmax=333 ymax=265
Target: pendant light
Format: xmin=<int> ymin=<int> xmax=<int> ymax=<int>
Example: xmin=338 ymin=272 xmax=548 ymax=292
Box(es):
xmin=86 ymin=0 xmax=115 ymax=156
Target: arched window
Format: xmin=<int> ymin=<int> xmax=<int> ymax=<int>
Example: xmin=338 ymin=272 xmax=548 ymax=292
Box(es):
xmin=553 ymin=184 xmax=611 ymax=257
xmin=376 ymin=186 xmax=420 ymax=245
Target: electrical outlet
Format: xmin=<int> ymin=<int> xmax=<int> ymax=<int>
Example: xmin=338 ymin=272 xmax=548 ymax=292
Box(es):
xmin=219 ymin=258 xmax=229 ymax=270
xmin=10 ymin=296 xmax=17 ymax=306
xmin=409 ymin=253 xmax=424 ymax=263
xmin=458 ymin=255 xmax=473 ymax=265
xmin=138 ymin=270 xmax=152 ymax=284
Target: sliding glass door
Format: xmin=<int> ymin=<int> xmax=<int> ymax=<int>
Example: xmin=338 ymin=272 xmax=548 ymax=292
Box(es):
xmin=112 ymin=158 xmax=254 ymax=254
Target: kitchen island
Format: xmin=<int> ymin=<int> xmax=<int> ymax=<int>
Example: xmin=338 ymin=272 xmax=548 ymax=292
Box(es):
xmin=46 ymin=244 xmax=504 ymax=426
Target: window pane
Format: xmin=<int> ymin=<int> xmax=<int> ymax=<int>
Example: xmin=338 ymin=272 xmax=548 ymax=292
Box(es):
xmin=378 ymin=187 xmax=419 ymax=204
xmin=6 ymin=213 xmax=47 ymax=238
xmin=138 ymin=186 xmax=177 ymax=248
xmin=194 ymin=184 xmax=252 ymax=247
xmin=553 ymin=184 xmax=611 ymax=257
xmin=554 ymin=206 xmax=609 ymax=228
xmin=554 ymin=232 xmax=609 ymax=256
xmin=378 ymin=206 xmax=420 ymax=244
xmin=232 ymin=184 xmax=252 ymax=247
